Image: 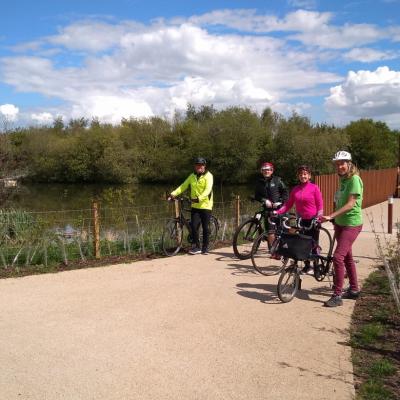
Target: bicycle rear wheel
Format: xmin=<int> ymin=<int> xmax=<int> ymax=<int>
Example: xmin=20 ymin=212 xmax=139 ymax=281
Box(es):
xmin=277 ymin=265 xmax=300 ymax=303
xmin=251 ymin=233 xmax=287 ymax=276
xmin=207 ymin=215 xmax=219 ymax=248
xmin=196 ymin=215 xmax=219 ymax=249
xmin=162 ymin=219 xmax=184 ymax=256
xmin=232 ymin=218 xmax=263 ymax=259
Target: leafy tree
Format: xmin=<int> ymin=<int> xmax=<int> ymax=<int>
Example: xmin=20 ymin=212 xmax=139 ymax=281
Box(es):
xmin=346 ymin=119 xmax=397 ymax=169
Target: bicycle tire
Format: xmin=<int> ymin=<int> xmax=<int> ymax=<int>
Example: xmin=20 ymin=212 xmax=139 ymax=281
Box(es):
xmin=232 ymin=218 xmax=263 ymax=260
xmin=277 ymin=265 xmax=300 ymax=303
xmin=250 ymin=233 xmax=286 ymax=276
xmin=312 ymin=227 xmax=334 ymax=281
xmin=316 ymin=227 xmax=334 ymax=258
xmin=207 ymin=215 xmax=219 ymax=248
xmin=162 ymin=219 xmax=184 ymax=256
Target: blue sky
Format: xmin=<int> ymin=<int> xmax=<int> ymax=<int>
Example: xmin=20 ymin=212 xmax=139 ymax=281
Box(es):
xmin=1 ymin=0 xmax=400 ymax=128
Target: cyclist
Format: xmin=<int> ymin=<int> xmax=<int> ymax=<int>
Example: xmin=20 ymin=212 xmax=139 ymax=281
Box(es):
xmin=254 ymin=162 xmax=288 ymax=253
xmin=275 ymin=165 xmax=323 ymax=274
xmin=321 ymin=151 xmax=363 ymax=308
xmin=169 ymin=157 xmax=213 ymax=255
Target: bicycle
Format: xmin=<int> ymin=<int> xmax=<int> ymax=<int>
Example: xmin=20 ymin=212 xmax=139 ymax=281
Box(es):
xmin=251 ymin=216 xmax=333 ymax=278
xmin=250 ymin=213 xmax=293 ymax=276
xmin=161 ymin=196 xmax=219 ymax=256
xmin=276 ymin=219 xmax=334 ymax=303
xmin=232 ymin=198 xmax=282 ymax=260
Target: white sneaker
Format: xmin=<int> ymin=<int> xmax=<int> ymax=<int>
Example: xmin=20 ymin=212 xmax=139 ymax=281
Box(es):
xmin=189 ymin=247 xmax=202 ymax=255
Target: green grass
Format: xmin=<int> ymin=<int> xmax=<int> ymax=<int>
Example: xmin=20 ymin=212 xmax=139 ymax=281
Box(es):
xmin=368 ymin=359 xmax=396 ymax=378
xmin=352 ymin=323 xmax=385 ymax=347
xmin=358 ymin=379 xmax=394 ymax=400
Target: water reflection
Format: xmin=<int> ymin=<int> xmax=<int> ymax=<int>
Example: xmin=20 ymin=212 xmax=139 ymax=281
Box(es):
xmin=2 ymin=183 xmax=253 ymax=211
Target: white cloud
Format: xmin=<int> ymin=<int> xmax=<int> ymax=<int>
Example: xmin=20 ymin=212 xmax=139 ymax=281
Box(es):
xmin=31 ymin=112 xmax=54 ymax=123
xmin=186 ymin=9 xmax=332 ymax=34
xmin=287 ymin=0 xmax=317 ymax=9
xmin=1 ymin=20 xmax=340 ymax=124
xmin=344 ymin=47 xmax=398 ymax=62
xmin=0 ymin=104 xmax=19 ymax=121
xmin=325 ymin=66 xmax=400 ymax=125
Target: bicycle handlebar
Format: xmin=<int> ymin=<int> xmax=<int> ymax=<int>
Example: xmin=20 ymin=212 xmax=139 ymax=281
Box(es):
xmin=297 ymin=217 xmax=320 ymax=231
xmin=267 ymin=214 xmax=291 ymax=230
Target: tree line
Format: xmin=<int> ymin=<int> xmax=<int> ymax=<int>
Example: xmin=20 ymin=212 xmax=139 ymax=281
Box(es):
xmin=0 ymin=106 xmax=398 ymax=186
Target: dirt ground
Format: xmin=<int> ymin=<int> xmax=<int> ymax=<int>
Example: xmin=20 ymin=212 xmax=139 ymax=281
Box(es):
xmin=0 ymin=200 xmax=398 ymax=400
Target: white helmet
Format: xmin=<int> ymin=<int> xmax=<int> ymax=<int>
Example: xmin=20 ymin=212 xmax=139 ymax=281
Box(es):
xmin=332 ymin=150 xmax=352 ymax=161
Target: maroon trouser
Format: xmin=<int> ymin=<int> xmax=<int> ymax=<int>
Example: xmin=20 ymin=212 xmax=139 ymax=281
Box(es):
xmin=333 ymin=224 xmax=363 ymax=296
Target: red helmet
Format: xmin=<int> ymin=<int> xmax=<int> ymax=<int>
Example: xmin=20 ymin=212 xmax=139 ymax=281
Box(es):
xmin=261 ymin=162 xmax=274 ymax=170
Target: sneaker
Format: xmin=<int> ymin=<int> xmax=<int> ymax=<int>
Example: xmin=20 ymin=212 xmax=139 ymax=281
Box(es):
xmin=301 ymin=263 xmax=314 ymax=275
xmin=323 ymin=295 xmax=343 ymax=307
xmin=341 ymin=289 xmax=360 ymax=300
xmin=189 ymin=247 xmax=202 ymax=255
xmin=201 ymin=248 xmax=209 ymax=255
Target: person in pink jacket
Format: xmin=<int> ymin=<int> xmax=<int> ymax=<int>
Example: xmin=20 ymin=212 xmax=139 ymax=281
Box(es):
xmin=275 ymin=165 xmax=323 ymax=273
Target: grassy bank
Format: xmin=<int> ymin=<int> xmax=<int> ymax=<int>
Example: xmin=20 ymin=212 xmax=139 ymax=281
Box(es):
xmin=350 ymin=268 xmax=400 ymax=399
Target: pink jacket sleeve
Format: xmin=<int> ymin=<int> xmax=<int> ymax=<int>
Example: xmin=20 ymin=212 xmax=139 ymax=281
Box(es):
xmin=315 ymin=185 xmax=323 ymax=216
xmin=276 ymin=188 xmax=296 ymax=215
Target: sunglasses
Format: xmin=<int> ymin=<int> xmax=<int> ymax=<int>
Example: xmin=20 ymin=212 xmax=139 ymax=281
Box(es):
xmin=261 ymin=168 xmax=273 ymax=171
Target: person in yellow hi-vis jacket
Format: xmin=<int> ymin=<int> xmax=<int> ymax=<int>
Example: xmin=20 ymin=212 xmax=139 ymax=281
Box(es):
xmin=169 ymin=157 xmax=213 ymax=255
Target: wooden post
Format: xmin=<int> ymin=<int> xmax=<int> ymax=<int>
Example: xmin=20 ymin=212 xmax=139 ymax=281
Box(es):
xmin=397 ymin=166 xmax=400 ymax=198
xmin=235 ymin=195 xmax=240 ymax=228
xmin=174 ymin=199 xmax=180 ymax=218
xmin=388 ymin=196 xmax=393 ymax=234
xmin=92 ymin=200 xmax=100 ymax=259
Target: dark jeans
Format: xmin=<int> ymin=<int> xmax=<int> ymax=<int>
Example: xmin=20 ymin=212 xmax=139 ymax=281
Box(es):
xmin=300 ymin=218 xmax=320 ymax=249
xmin=191 ymin=208 xmax=211 ymax=250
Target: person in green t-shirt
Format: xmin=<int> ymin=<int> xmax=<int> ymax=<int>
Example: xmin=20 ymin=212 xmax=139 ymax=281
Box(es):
xmin=321 ymin=151 xmax=363 ymax=308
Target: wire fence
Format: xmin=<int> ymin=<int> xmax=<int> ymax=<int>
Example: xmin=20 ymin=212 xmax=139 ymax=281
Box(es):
xmin=0 ymin=198 xmax=259 ymax=269
xmin=0 ymin=167 xmax=398 ymax=270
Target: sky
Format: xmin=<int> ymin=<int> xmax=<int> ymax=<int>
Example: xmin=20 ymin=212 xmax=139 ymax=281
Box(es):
xmin=0 ymin=0 xmax=400 ymax=128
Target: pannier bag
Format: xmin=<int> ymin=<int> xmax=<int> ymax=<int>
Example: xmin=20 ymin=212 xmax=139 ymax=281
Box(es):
xmin=277 ymin=232 xmax=313 ymax=261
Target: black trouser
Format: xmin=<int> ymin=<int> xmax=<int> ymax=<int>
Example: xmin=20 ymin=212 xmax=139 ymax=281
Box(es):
xmin=301 ymin=218 xmax=320 ymax=252
xmin=191 ymin=208 xmax=211 ymax=250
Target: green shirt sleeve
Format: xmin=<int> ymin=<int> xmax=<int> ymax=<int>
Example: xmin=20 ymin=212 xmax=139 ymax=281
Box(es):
xmin=348 ymin=175 xmax=363 ymax=197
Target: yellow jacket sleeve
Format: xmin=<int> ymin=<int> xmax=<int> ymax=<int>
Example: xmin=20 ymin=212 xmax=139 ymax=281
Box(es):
xmin=170 ymin=174 xmax=192 ymax=197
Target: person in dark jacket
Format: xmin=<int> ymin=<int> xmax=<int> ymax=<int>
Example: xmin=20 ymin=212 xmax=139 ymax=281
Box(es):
xmin=254 ymin=162 xmax=289 ymax=249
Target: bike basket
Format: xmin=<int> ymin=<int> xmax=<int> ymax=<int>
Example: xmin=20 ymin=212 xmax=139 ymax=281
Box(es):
xmin=277 ymin=233 xmax=313 ymax=261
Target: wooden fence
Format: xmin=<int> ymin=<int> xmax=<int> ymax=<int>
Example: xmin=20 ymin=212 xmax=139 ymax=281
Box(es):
xmin=315 ymin=168 xmax=398 ymax=215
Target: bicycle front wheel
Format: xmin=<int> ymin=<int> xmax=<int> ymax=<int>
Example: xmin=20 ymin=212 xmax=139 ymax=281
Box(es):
xmin=277 ymin=265 xmax=300 ymax=303
xmin=317 ymin=227 xmax=334 ymax=258
xmin=232 ymin=218 xmax=263 ymax=260
xmin=162 ymin=219 xmax=184 ymax=256
xmin=251 ymin=233 xmax=286 ymax=276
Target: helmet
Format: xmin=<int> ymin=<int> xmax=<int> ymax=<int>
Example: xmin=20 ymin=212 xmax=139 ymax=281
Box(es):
xmin=297 ymin=165 xmax=311 ymax=173
xmin=194 ymin=157 xmax=207 ymax=165
xmin=332 ymin=151 xmax=352 ymax=161
xmin=261 ymin=162 xmax=274 ymax=170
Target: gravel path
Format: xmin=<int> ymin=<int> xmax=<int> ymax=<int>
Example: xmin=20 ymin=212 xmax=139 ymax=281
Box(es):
xmin=0 ymin=200 xmax=397 ymax=400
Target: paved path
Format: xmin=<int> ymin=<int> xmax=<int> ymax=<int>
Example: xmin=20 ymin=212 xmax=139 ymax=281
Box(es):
xmin=0 ymin=200 xmax=398 ymax=400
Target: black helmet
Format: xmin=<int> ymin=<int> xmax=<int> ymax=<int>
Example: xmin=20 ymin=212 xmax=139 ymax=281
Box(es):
xmin=297 ymin=164 xmax=311 ymax=173
xmin=194 ymin=157 xmax=207 ymax=165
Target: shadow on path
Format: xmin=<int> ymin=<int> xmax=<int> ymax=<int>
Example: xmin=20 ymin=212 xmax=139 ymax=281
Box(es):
xmin=236 ymin=281 xmax=334 ymax=305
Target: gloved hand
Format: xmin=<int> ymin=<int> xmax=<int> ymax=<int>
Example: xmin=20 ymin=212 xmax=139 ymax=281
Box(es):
xmin=271 ymin=210 xmax=278 ymax=216
xmin=167 ymin=194 xmax=175 ymax=201
xmin=264 ymin=199 xmax=272 ymax=208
